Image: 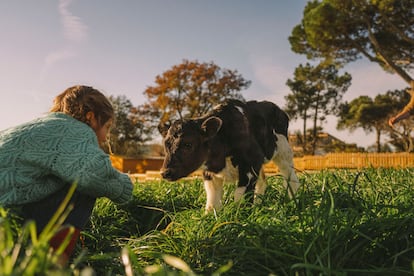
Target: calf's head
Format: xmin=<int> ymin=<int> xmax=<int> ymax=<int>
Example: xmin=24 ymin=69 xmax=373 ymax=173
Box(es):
xmin=158 ymin=116 xmax=222 ymax=181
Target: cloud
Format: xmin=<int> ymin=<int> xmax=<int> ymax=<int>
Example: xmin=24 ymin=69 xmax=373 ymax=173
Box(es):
xmin=44 ymin=49 xmax=76 ymax=67
xmin=247 ymin=54 xmax=294 ymax=103
xmin=59 ymin=0 xmax=88 ymax=43
xmin=41 ymin=0 xmax=88 ymax=80
xmin=253 ymin=62 xmax=286 ymax=91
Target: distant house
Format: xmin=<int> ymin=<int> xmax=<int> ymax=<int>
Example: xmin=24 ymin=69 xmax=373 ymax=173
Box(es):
xmin=288 ymin=132 xmax=363 ymax=156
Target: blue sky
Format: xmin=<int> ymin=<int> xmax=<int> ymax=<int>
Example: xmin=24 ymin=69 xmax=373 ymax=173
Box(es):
xmin=0 ymin=0 xmax=407 ymax=148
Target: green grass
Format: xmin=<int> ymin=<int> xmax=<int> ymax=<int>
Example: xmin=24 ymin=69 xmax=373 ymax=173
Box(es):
xmin=0 ymin=184 xmax=87 ymax=276
xmin=2 ymin=168 xmax=414 ymax=275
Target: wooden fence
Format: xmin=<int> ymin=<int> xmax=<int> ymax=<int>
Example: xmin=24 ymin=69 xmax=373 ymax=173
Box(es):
xmin=264 ymin=152 xmax=414 ymax=174
xmin=110 ymin=153 xmax=414 ymax=181
xmin=109 ymin=155 xmax=164 ymax=174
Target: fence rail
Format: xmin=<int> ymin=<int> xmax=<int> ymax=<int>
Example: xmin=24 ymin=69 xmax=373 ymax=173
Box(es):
xmin=264 ymin=152 xmax=414 ymax=173
xmin=110 ymin=153 xmax=414 ymax=181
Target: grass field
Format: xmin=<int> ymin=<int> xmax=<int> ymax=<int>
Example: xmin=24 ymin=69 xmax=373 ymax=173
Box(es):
xmin=2 ymin=168 xmax=414 ymax=275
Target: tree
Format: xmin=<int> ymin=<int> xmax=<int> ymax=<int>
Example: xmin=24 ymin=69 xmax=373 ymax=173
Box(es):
xmin=337 ymin=94 xmax=392 ymax=152
xmin=142 ymin=59 xmax=250 ymax=129
xmin=108 ymin=95 xmax=152 ymax=157
xmin=285 ymin=63 xmax=351 ymax=154
xmin=383 ymin=90 xmax=414 ymax=152
xmin=289 ymin=0 xmax=414 ymax=125
xmin=388 ymin=119 xmax=414 ymax=152
xmin=337 ymin=90 xmax=413 ymax=152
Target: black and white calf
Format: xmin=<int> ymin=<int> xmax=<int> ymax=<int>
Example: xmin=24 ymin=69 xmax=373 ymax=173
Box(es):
xmin=158 ymin=99 xmax=300 ymax=212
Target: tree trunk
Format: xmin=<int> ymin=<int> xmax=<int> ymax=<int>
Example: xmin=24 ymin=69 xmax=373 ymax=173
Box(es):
xmin=312 ymin=110 xmax=318 ymax=155
xmin=376 ymin=128 xmax=381 ymax=153
xmin=312 ymin=94 xmax=320 ymax=155
xmin=389 ymin=81 xmax=414 ymax=126
xmin=303 ymin=110 xmax=307 ymax=154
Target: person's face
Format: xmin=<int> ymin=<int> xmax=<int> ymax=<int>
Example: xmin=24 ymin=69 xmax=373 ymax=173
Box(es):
xmin=87 ymin=112 xmax=112 ymax=146
xmin=95 ymin=119 xmax=112 ymax=146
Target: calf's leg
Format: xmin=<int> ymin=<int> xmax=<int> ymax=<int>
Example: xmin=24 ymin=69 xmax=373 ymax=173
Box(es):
xmin=235 ymin=168 xmax=266 ymax=204
xmin=273 ymin=134 xmax=300 ymax=197
xmin=254 ymin=168 xmax=266 ymax=204
xmin=234 ymin=163 xmax=262 ymax=203
xmin=203 ymin=172 xmax=224 ymax=213
xmin=204 ymin=162 xmax=267 ymax=212
xmin=234 ymin=186 xmax=247 ymax=202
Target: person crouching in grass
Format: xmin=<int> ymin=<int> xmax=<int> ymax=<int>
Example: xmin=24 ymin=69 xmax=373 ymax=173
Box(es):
xmin=0 ymin=85 xmax=133 ymax=266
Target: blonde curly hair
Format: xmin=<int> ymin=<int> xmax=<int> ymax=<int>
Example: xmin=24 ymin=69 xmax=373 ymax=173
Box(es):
xmin=50 ymin=85 xmax=114 ymax=128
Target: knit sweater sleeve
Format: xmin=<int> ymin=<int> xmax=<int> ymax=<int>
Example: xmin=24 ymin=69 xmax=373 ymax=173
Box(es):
xmin=54 ymin=149 xmax=133 ymax=204
xmin=43 ymin=116 xmax=133 ymax=204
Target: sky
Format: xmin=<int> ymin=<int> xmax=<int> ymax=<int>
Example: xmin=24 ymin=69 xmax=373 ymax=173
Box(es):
xmin=0 ymin=0 xmax=408 ymax=148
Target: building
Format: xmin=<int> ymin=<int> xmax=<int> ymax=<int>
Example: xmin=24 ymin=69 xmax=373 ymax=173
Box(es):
xmin=288 ymin=132 xmax=363 ymax=156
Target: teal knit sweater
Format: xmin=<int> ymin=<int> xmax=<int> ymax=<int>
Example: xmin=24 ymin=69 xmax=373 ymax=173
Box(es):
xmin=0 ymin=112 xmax=133 ymax=206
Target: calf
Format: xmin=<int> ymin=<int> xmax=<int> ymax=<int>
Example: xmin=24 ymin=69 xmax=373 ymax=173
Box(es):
xmin=158 ymin=99 xmax=300 ymax=212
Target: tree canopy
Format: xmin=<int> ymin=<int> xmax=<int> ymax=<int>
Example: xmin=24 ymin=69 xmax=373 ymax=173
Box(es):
xmin=337 ymin=90 xmax=413 ymax=152
xmin=290 ymin=0 xmax=414 ymax=125
xmin=108 ymin=95 xmax=152 ymax=156
xmin=142 ymin=59 xmax=250 ymax=127
xmin=290 ymin=0 xmax=413 ymax=79
xmin=285 ymin=63 xmax=351 ymax=154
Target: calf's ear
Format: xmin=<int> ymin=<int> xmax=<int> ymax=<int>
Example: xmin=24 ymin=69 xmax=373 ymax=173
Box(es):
xmin=201 ymin=116 xmax=222 ymax=139
xmin=158 ymin=122 xmax=170 ymax=137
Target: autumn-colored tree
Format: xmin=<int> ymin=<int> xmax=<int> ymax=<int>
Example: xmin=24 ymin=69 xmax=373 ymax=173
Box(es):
xmin=141 ymin=59 xmax=250 ymax=128
xmin=285 ymin=63 xmax=351 ymax=154
xmin=289 ymin=0 xmax=414 ymax=125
